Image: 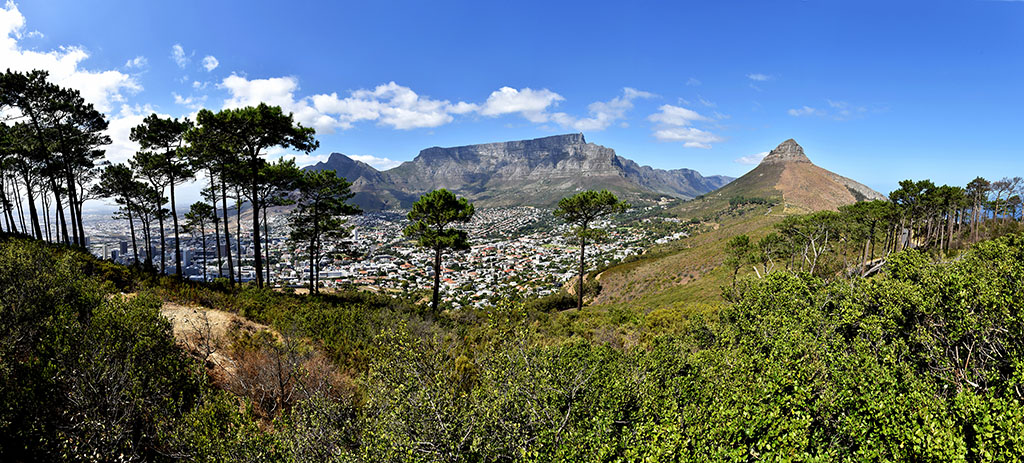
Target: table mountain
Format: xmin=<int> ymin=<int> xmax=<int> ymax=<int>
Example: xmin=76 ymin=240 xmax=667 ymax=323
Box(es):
xmin=307 ymin=134 xmax=733 ymax=209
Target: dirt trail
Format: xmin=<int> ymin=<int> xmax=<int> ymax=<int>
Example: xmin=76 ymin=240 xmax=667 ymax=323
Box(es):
xmin=160 ymin=302 xmax=279 ymax=379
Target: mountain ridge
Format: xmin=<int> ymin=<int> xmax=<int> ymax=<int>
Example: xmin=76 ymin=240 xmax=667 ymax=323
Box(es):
xmin=307 ymin=134 xmax=733 ymax=209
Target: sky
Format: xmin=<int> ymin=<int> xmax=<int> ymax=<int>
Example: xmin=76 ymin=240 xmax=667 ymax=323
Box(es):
xmin=3 ymin=0 xmax=1023 ymax=210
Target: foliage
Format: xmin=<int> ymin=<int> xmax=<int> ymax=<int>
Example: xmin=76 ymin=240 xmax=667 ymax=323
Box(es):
xmin=403 ymin=189 xmax=475 ymax=312
xmin=554 ymin=189 xmax=628 ymax=309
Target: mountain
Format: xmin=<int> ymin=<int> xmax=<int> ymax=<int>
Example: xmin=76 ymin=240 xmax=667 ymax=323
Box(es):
xmin=307 ymin=134 xmax=733 ymax=209
xmin=593 ymin=138 xmax=887 ymax=308
xmin=701 ymin=138 xmax=885 ymax=212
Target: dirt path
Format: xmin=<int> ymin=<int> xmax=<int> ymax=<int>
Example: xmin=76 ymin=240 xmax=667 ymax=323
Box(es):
xmin=160 ymin=302 xmax=279 ymax=379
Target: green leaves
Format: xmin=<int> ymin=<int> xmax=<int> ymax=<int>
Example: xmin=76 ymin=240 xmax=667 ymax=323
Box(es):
xmin=553 ymin=189 xmax=628 ymax=225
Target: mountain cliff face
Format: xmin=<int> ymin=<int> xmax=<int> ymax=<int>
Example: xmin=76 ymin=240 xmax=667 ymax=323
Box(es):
xmin=307 ymin=134 xmax=733 ymax=209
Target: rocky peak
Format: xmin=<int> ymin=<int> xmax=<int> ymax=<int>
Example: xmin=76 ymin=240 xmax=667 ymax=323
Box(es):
xmin=761 ymin=139 xmax=811 ymax=165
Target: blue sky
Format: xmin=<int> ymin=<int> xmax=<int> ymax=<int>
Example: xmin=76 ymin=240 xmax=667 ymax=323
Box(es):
xmin=3 ymin=0 xmax=1023 ymax=208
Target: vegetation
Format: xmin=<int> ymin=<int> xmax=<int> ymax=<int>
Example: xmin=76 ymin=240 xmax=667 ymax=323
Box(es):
xmin=554 ymin=189 xmax=629 ymax=309
xmin=7 ymin=67 xmax=1024 ymax=460
xmin=5 ymin=227 xmax=1024 ymax=460
xmin=403 ymin=188 xmax=475 ymax=312
xmin=288 ymin=169 xmax=361 ymax=294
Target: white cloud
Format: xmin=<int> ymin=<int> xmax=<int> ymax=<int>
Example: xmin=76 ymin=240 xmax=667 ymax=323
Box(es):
xmin=647 ymin=104 xmax=722 ymax=148
xmin=312 ymin=81 xmax=472 ymax=130
xmin=0 ymin=1 xmax=140 ymax=112
xmin=349 ymin=154 xmax=402 ymax=170
xmin=202 ymin=55 xmax=218 ymax=72
xmin=826 ymin=99 xmax=867 ymax=120
xmin=549 ymin=87 xmax=655 ymax=131
xmin=735 ymin=151 xmax=768 ymax=165
xmin=479 ymin=86 xmax=564 ymax=123
xmin=219 ymin=74 xmax=344 ymax=132
xmin=171 ymin=43 xmax=188 ymax=68
xmin=221 ymin=76 xmax=477 ymax=132
xmin=172 ymin=92 xmax=206 ymax=110
xmin=788 ymin=100 xmax=866 ymax=120
xmin=104 ymin=104 xmax=173 ymax=164
xmin=686 ymin=77 xmax=701 ymax=86
xmin=787 ymin=105 xmax=823 ymax=117
xmin=747 ymin=73 xmax=772 ymax=81
xmin=124 ymin=55 xmax=147 ymax=69
xmin=652 ymin=127 xmax=723 ymax=148
xmin=648 ymin=104 xmax=708 ymax=126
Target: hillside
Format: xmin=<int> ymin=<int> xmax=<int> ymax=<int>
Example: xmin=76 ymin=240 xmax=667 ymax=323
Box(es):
xmin=5 ymin=230 xmax=1024 ymax=461
xmin=691 ymin=139 xmax=885 ymax=214
xmin=307 ymin=134 xmax=733 ymax=209
xmin=591 ymin=138 xmax=886 ymax=311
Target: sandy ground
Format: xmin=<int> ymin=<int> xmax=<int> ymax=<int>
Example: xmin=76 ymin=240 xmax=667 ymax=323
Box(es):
xmin=160 ymin=302 xmax=278 ymax=379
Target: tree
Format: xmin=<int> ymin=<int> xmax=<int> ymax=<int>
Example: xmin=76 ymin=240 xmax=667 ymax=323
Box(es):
xmin=195 ymin=104 xmax=318 ymax=289
xmin=1 ymin=70 xmax=110 ymax=246
xmin=403 ymin=189 xmax=475 ymax=311
xmin=966 ymin=177 xmax=990 ymax=243
xmin=251 ymin=158 xmax=301 ymax=285
xmin=288 ymin=170 xmax=361 ymax=294
xmin=131 ymin=115 xmax=194 ymax=277
xmin=93 ymin=164 xmax=141 ymax=265
xmin=725 ymin=234 xmax=754 ymax=289
xmin=183 ymin=202 xmax=215 ymax=281
xmin=184 ymin=126 xmax=236 ymax=284
xmin=553 ymin=190 xmax=628 ymax=310
xmin=130 ymin=150 xmax=171 ymax=274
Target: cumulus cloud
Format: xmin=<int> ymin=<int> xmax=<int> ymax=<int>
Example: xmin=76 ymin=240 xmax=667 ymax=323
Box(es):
xmin=349 ymin=154 xmax=402 ymax=170
xmin=747 ymin=73 xmax=772 ymax=81
xmin=479 ymin=86 xmax=564 ymax=123
xmin=311 ymin=81 xmax=474 ymax=130
xmin=0 ymin=1 xmax=140 ymax=112
xmin=686 ymin=77 xmax=701 ymax=86
xmin=549 ymin=87 xmax=655 ymax=131
xmin=221 ymin=76 xmax=478 ymax=132
xmin=647 ymin=104 xmax=722 ymax=148
xmin=648 ymin=104 xmax=708 ymax=126
xmin=202 ymin=55 xmax=218 ymax=72
xmin=103 ymin=104 xmax=174 ymax=164
xmin=735 ymin=151 xmax=768 ymax=165
xmin=652 ymin=127 xmax=723 ymax=148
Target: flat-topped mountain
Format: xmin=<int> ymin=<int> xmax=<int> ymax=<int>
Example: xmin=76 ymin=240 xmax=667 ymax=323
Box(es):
xmin=705 ymin=138 xmax=885 ymax=211
xmin=308 ymin=134 xmax=733 ymax=209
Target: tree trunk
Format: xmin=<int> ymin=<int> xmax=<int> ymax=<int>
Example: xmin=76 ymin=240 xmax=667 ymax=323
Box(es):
xmin=263 ymin=205 xmax=271 ymax=286
xmin=235 ymin=186 xmax=242 ymax=282
xmin=170 ymin=179 xmax=183 ymax=277
xmin=158 ymin=208 xmax=166 ymax=275
xmin=127 ymin=204 xmax=139 ymax=266
xmin=578 ymin=227 xmax=586 ymax=310
xmin=432 ymin=247 xmax=443 ymax=311
xmin=200 ymin=224 xmax=207 ymax=282
xmin=209 ymin=171 xmax=223 ymax=280
xmin=21 ymin=172 xmax=42 ymax=239
xmin=252 ymin=156 xmax=264 ymax=289
xmin=53 ymin=184 xmax=69 ymax=245
xmin=142 ymin=215 xmax=153 ymax=269
xmin=220 ymin=175 xmax=235 ymax=284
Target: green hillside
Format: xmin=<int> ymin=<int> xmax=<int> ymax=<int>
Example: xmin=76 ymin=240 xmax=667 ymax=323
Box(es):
xmin=5 ymin=227 xmax=1024 ymax=461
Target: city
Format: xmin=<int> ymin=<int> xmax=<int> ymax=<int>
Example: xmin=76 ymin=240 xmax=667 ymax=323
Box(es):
xmin=83 ymin=202 xmax=690 ymax=308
